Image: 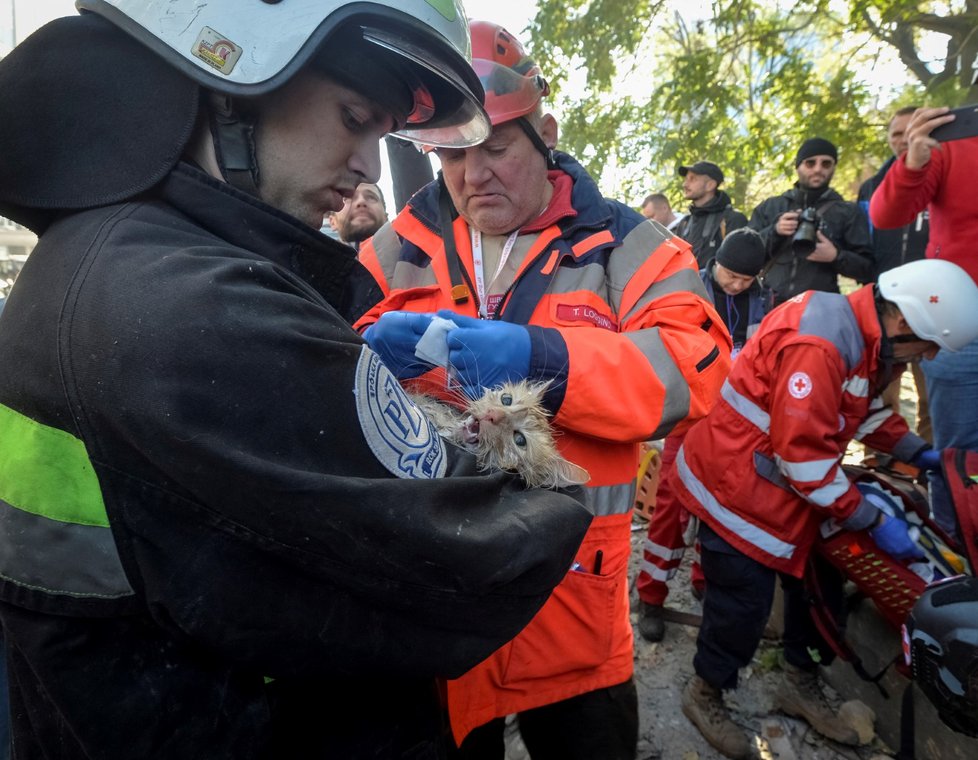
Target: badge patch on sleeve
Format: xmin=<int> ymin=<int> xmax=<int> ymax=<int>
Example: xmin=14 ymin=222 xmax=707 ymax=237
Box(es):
xmin=354 ymin=347 xmax=447 ymax=479
xmin=788 ymin=371 xmax=813 ymax=399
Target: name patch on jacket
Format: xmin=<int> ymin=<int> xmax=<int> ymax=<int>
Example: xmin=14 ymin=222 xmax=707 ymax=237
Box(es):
xmin=555 ymin=304 xmax=617 ymax=331
xmin=355 ymin=348 xmax=448 ymax=479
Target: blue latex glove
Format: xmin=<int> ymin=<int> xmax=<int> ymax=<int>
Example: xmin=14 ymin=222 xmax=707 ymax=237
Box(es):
xmin=870 ymin=514 xmax=925 ymax=561
xmin=441 ymin=311 xmax=531 ymax=397
xmin=911 ymin=447 xmax=942 ymax=472
xmin=362 ymin=311 xmax=436 ymax=379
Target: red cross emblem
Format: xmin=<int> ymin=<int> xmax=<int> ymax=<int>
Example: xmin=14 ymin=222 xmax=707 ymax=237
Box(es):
xmin=788 ymin=371 xmax=813 ymax=399
xmin=930 ymin=295 xmax=939 ymax=303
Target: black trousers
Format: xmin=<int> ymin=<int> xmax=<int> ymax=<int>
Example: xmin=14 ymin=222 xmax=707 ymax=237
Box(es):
xmin=694 ymin=523 xmax=845 ymax=690
xmin=448 ymin=679 xmax=638 ymax=760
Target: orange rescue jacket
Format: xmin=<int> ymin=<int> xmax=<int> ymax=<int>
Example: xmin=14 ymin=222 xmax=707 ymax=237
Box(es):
xmin=357 ymin=153 xmax=731 ymax=742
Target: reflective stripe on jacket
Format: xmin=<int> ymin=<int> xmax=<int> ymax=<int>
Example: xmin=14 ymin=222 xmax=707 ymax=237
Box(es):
xmin=357 ymin=151 xmax=732 ymax=740
xmin=673 ymin=285 xmax=927 ymax=577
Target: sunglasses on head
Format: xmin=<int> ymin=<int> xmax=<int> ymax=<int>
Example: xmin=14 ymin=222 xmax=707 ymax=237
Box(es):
xmin=802 ymin=158 xmax=835 ymax=169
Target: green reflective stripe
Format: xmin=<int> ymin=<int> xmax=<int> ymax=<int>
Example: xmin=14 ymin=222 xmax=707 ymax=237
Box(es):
xmin=0 ymin=403 xmax=108 ymax=527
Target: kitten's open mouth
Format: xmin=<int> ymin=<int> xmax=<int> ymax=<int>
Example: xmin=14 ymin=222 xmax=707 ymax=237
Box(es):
xmin=461 ymin=416 xmax=480 ymax=445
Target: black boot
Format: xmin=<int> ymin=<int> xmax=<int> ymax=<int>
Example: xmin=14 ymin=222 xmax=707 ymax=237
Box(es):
xmin=638 ymin=602 xmax=665 ymax=642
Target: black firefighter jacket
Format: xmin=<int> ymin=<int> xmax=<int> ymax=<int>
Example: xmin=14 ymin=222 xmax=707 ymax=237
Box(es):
xmin=0 ymin=163 xmax=592 ymax=759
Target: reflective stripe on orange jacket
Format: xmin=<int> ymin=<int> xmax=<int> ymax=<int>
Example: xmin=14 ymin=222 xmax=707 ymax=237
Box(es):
xmin=357 ymin=152 xmax=731 ymax=742
xmin=674 ymin=285 xmax=929 ymax=577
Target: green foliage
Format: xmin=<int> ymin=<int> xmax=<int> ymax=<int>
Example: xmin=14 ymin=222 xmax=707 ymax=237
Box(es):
xmin=527 ymin=0 xmax=966 ymax=212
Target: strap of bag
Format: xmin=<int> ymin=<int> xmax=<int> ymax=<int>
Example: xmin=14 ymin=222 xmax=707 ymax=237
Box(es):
xmin=896 ymin=682 xmax=916 ymax=760
xmin=802 ymin=560 xmax=894 ymax=698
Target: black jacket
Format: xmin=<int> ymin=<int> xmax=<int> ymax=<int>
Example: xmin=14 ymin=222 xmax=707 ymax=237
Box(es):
xmin=674 ymin=190 xmax=748 ymax=268
xmin=749 ymin=185 xmax=874 ymax=304
xmin=858 ymin=156 xmax=929 ymax=278
xmin=0 ymin=164 xmax=591 ymax=759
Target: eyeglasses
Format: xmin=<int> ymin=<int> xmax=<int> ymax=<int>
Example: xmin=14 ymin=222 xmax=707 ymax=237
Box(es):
xmin=802 ymin=158 xmax=835 ymax=170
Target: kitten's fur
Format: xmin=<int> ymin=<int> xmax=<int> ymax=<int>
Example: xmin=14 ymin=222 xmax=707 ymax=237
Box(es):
xmin=412 ymin=380 xmax=590 ymax=490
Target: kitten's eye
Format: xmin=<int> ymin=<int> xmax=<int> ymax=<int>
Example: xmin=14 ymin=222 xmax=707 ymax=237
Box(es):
xmin=513 ymin=431 xmax=527 ymax=447
xmin=501 ymin=393 xmax=513 ymax=406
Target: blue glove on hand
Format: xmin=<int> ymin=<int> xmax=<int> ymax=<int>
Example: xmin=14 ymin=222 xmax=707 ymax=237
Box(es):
xmin=911 ymin=447 xmax=942 ymax=472
xmin=441 ymin=311 xmax=531 ymax=397
xmin=870 ymin=514 xmax=925 ymax=561
xmin=362 ymin=311 xmax=435 ymax=379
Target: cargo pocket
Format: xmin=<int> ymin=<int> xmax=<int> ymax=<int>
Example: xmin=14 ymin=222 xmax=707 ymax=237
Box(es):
xmin=501 ymin=565 xmax=618 ymax=683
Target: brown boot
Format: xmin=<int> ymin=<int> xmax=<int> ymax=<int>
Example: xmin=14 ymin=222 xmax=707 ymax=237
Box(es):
xmin=681 ymin=675 xmax=751 ymax=759
xmin=774 ymin=663 xmax=860 ymax=745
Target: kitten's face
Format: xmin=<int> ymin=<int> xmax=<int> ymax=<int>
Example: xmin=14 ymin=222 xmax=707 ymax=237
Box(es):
xmin=464 ymin=381 xmax=589 ymax=489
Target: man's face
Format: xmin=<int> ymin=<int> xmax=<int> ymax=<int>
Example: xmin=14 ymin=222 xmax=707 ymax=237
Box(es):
xmin=795 ymin=155 xmax=836 ymax=190
xmin=255 ymin=72 xmax=395 ymax=229
xmin=643 ymin=200 xmax=672 ymax=224
xmin=887 ymin=113 xmax=913 ymax=157
xmin=682 ymin=172 xmax=717 ymax=204
xmin=883 ymin=310 xmax=940 ymax=363
xmin=436 ymin=117 xmax=557 ymax=235
xmin=713 ymin=263 xmax=755 ymax=296
xmin=333 ymin=183 xmax=387 ymax=243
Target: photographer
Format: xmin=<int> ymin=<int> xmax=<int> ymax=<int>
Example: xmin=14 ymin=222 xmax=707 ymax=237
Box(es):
xmin=749 ymin=137 xmax=874 ymax=305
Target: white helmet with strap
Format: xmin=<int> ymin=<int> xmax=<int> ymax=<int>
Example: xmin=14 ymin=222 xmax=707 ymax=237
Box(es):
xmin=75 ymin=0 xmax=490 ymax=149
xmin=878 ymin=259 xmax=978 ymax=351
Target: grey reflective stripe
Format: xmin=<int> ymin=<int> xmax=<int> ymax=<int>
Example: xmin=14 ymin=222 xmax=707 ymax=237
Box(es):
xmin=608 ymin=222 xmax=673 ymax=306
xmin=721 ymin=380 xmax=770 ymax=433
xmin=586 ymin=482 xmax=635 ymax=517
xmin=643 ymin=538 xmax=685 ymax=561
xmin=804 ymin=467 xmax=850 ymax=507
xmin=842 ymin=375 xmax=870 ymax=398
xmin=777 ymin=455 xmax=838 ymax=483
xmin=629 ymin=329 xmax=691 ymax=438
xmin=550 ymin=261 xmax=605 ymax=298
xmin=854 ymin=408 xmax=891 ymax=440
xmin=639 ymin=557 xmax=676 ymax=582
xmin=676 ymin=446 xmax=796 ymax=560
xmin=389 ymin=257 xmax=438 ymax=290
xmin=620 ymin=268 xmax=706 ymax=325
xmin=0 ymin=497 xmax=134 ymax=599
xmin=370 ymin=222 xmax=410 ymax=286
xmin=797 ymin=292 xmax=864 ymax=371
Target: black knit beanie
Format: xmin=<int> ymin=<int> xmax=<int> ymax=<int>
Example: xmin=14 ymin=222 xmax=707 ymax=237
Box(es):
xmin=794 ymin=137 xmax=838 ymax=166
xmin=716 ymin=228 xmax=767 ymax=277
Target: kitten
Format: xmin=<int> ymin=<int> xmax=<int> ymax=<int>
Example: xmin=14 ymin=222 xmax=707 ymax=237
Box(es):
xmin=411 ymin=380 xmax=590 ymax=490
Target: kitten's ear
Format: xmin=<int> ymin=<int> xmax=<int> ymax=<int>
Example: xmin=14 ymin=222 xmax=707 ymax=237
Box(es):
xmin=551 ymin=461 xmax=590 ymax=489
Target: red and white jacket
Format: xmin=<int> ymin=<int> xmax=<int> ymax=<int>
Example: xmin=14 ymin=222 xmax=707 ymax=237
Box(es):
xmin=673 ymin=284 xmax=928 ymax=577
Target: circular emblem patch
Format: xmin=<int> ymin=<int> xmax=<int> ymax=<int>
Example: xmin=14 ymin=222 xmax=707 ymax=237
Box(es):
xmin=788 ymin=371 xmax=813 ymax=399
xmin=354 ymin=347 xmax=447 ymax=479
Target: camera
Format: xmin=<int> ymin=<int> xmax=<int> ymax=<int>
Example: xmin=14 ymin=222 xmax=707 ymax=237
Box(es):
xmin=791 ymin=207 xmax=820 ymax=255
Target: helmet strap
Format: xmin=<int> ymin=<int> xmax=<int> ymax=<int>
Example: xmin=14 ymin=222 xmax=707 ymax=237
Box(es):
xmin=208 ymin=94 xmax=260 ymax=197
xmin=516 ymin=117 xmax=556 ymax=170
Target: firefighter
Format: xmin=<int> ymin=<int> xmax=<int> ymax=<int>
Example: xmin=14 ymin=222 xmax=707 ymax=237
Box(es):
xmin=0 ymin=2 xmax=595 ymax=757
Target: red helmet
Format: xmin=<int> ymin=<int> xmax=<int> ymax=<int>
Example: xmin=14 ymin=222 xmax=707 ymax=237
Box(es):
xmin=469 ymin=20 xmax=549 ymax=126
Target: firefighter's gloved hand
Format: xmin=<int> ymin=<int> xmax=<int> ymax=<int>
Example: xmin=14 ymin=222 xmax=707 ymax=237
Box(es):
xmin=911 ymin=447 xmax=942 ymax=472
xmin=362 ymin=311 xmax=436 ymax=379
xmin=870 ymin=514 xmax=925 ymax=561
xmin=441 ymin=311 xmax=530 ymax=397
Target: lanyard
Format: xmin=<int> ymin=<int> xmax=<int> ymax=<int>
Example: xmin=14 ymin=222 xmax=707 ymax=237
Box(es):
xmin=471 ymin=229 xmax=519 ymax=318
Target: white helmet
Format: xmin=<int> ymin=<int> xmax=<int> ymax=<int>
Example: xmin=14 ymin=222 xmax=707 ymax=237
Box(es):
xmin=75 ymin=0 xmax=490 ymax=148
xmin=878 ymin=259 xmax=978 ymax=351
